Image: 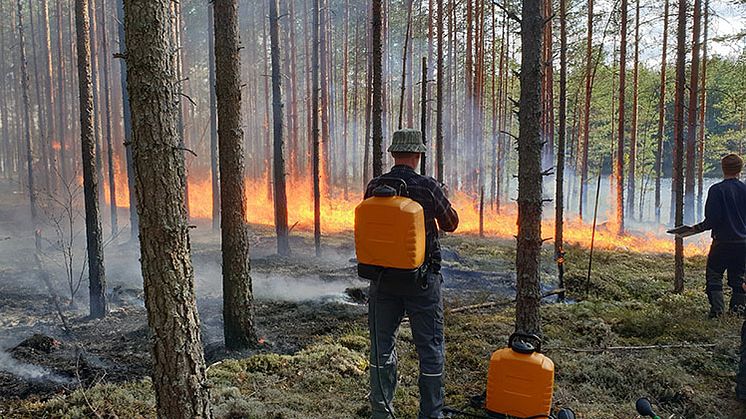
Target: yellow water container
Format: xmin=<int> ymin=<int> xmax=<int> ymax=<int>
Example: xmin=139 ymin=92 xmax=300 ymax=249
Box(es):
xmin=486 ymin=333 xmax=555 ymax=419
xmin=354 ymin=189 xmax=425 ymax=271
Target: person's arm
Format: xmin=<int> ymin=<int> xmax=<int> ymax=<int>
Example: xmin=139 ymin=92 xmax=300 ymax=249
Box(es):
xmin=692 ymin=186 xmax=720 ymax=233
xmin=432 ymin=182 xmax=459 ymax=232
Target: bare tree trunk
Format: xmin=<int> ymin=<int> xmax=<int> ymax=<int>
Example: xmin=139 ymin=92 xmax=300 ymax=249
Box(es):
xmin=269 ymin=0 xmax=290 ymax=256
xmin=74 ymin=0 xmax=106 ymax=319
xmin=515 ymin=0 xmax=543 ymax=336
xmin=655 ymin=0 xmax=669 ymax=224
xmin=615 ymin=0 xmax=627 ymax=235
xmin=98 ymin=0 xmax=117 ymax=237
xmin=556 ymin=0 xmax=568 ymax=300
xmin=673 ymin=0 xmax=686 ymax=293
xmin=40 ymin=0 xmax=56 ymax=191
xmin=312 ymin=0 xmax=321 ymax=256
xmin=435 ymin=0 xmax=444 ymax=183
xmin=341 ymin=0 xmax=349 ymax=198
xmin=685 ymin=0 xmax=701 ymax=225
xmin=55 ymin=0 xmax=67 ymax=182
xmin=579 ymin=0 xmax=593 ymax=220
xmin=29 ymin=0 xmax=51 ymax=193
xmin=208 ymin=4 xmax=220 ymax=231
xmin=213 ymin=0 xmax=259 ymax=350
xmin=17 ymin=0 xmax=39 ymax=232
xmin=397 ymin=0 xmax=413 ymax=130
xmin=0 ymin=0 xmax=10 ymax=179
xmin=115 ymin=0 xmax=137 ymax=239
xmin=123 ymin=0 xmax=212 ymax=416
xmin=697 ymin=0 xmax=709 ymax=220
xmin=371 ymin=0 xmax=383 ymax=178
xmin=420 ymin=57 xmax=427 ymax=175
xmin=627 ymin=0 xmax=640 ymax=220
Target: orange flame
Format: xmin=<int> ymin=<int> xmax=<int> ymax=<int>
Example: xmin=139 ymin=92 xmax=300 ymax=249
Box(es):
xmin=107 ymin=167 xmax=707 ymax=256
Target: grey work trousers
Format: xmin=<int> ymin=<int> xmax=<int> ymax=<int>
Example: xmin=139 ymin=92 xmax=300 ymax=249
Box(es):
xmin=368 ymin=272 xmax=445 ymax=419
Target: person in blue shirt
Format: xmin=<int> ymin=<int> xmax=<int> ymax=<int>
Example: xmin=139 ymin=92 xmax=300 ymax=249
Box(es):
xmin=686 ymin=154 xmax=746 ymax=318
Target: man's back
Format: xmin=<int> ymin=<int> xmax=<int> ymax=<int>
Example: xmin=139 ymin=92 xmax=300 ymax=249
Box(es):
xmin=702 ymin=179 xmax=746 ymax=242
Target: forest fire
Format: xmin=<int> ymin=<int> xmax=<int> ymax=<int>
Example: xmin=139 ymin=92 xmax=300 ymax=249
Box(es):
xmin=104 ymin=169 xmax=708 ymax=256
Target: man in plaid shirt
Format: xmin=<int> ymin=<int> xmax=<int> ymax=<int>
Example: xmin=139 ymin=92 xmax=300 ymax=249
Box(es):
xmin=364 ymin=129 xmax=458 ymax=419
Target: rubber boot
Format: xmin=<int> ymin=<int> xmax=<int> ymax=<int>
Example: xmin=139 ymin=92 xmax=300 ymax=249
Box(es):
xmin=708 ymin=290 xmax=725 ymax=318
xmin=731 ymin=293 xmax=746 ymax=317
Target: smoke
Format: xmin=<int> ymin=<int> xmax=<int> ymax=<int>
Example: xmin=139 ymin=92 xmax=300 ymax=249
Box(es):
xmin=193 ymin=260 xmax=364 ymax=303
xmin=0 ymin=345 xmax=72 ymax=384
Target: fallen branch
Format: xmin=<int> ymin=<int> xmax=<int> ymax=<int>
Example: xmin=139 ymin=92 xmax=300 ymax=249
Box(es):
xmin=447 ymin=289 xmax=566 ymax=314
xmin=548 ymin=343 xmax=718 ymax=353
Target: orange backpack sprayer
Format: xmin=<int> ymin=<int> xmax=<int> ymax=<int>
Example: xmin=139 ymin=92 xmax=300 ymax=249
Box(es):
xmin=485 ymin=333 xmax=555 ymax=418
xmin=355 ymin=182 xmax=427 ymax=280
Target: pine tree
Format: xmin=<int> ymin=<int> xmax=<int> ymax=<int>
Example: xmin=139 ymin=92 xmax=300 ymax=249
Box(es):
xmin=123 ymin=0 xmax=212 ymax=415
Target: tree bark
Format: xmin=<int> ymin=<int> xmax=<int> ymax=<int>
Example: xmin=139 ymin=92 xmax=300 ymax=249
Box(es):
xmin=312 ymin=0 xmax=321 ymax=256
xmin=208 ymin=4 xmax=220 ymax=231
xmin=615 ymin=0 xmax=628 ymax=235
xmin=655 ymin=0 xmax=669 ymax=224
xmin=697 ymin=0 xmax=709 ymax=220
xmin=673 ymin=0 xmax=686 ymax=293
xmin=515 ymin=0 xmax=543 ymax=336
xmin=213 ymin=0 xmax=259 ymax=350
xmin=269 ymin=0 xmax=290 ymax=256
xmin=556 ymin=0 xmax=568 ymax=300
xmin=98 ymin=0 xmax=117 ymax=237
xmin=40 ymin=0 xmax=56 ymax=190
xmin=123 ymin=0 xmax=212 ymax=416
xmin=627 ymin=0 xmax=640 ymax=220
xmin=74 ymin=0 xmax=106 ymax=319
xmin=435 ymin=0 xmax=444 ymax=183
xmin=371 ymin=0 xmax=384 ymax=178
xmin=420 ymin=57 xmax=427 ymax=175
xmin=685 ymin=0 xmax=701 ymax=225
xmin=18 ymin=0 xmax=38 ymax=219
xmin=579 ymin=0 xmax=594 ymax=220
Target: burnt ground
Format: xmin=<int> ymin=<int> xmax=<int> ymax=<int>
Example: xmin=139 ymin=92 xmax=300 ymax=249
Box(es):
xmin=0 ymin=190 xmax=524 ymax=406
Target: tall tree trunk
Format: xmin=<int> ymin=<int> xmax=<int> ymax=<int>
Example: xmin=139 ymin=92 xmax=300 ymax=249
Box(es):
xmin=29 ymin=0 xmax=52 ymax=193
xmin=556 ymin=0 xmax=567 ymax=300
xmin=88 ymin=0 xmax=104 ymax=208
xmin=312 ymin=0 xmax=321 ymax=256
xmin=420 ymin=57 xmax=427 ymax=175
xmin=74 ymin=0 xmax=106 ymax=319
xmin=213 ymin=0 xmax=259 ymax=350
xmin=99 ymin=0 xmax=117 ymax=237
xmin=342 ymin=0 xmax=350 ymax=198
xmin=697 ymin=0 xmax=709 ymax=220
xmin=269 ymin=0 xmax=290 ymax=256
xmin=579 ymin=0 xmax=593 ymax=220
xmin=17 ymin=0 xmax=39 ymax=235
xmin=123 ymin=0 xmax=212 ymax=416
xmin=55 ymin=0 xmax=67 ymax=182
xmin=116 ymin=0 xmax=137 ymax=240
xmin=515 ymin=0 xmax=543 ymax=336
xmin=0 ymin=0 xmax=9 ymax=179
xmin=371 ymin=0 xmax=384 ymax=178
xmin=655 ymin=0 xmax=669 ymax=224
xmin=319 ymin=0 xmax=330 ymax=189
xmin=616 ymin=0 xmax=628 ymax=235
xmin=208 ymin=4 xmax=220 ymax=230
xmin=397 ymin=0 xmax=413 ymax=129
xmin=673 ymin=0 xmax=686 ymax=293
xmin=40 ymin=0 xmax=56 ymax=190
xmin=435 ymin=0 xmax=444 ymax=183
xmin=685 ymin=0 xmax=701 ymax=225
xmin=627 ymin=0 xmax=640 ymax=220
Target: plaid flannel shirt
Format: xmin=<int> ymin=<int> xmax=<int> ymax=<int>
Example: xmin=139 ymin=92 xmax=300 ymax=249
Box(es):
xmin=364 ymin=165 xmax=459 ymax=270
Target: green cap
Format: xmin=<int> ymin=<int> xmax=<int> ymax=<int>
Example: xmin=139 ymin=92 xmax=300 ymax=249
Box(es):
xmin=387 ymin=129 xmax=426 ymax=153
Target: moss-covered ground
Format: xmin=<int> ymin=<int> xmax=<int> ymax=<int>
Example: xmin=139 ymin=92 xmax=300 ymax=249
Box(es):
xmin=2 ymin=235 xmax=744 ymax=418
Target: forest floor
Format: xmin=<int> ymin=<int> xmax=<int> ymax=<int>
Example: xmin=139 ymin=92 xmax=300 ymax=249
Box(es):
xmin=1 ymin=182 xmax=745 ymax=418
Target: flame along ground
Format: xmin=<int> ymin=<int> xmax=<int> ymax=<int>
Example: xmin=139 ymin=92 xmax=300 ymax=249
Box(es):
xmin=102 ymin=163 xmax=709 ymax=256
